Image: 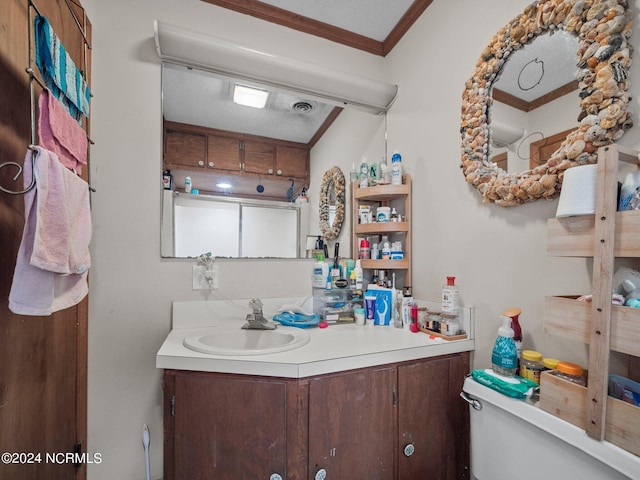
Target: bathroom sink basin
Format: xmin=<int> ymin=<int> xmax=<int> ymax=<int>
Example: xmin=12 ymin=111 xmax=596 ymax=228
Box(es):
xmin=183 ymin=327 xmax=310 ymax=356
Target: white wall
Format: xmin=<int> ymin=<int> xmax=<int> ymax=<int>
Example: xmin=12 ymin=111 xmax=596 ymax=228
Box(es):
xmin=81 ymin=1 xmax=387 ymax=479
xmin=81 ymin=0 xmax=640 ymax=479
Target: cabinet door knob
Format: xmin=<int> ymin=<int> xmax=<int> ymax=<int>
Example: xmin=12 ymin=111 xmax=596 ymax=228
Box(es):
xmin=314 ymin=469 xmax=327 ymax=480
xmin=276 ymin=169 xmax=282 ymax=175
xmin=270 ymin=475 xmax=283 ymax=480
xmin=268 ymin=168 xmax=274 ymax=174
xmin=208 ymin=162 xmax=214 ymax=168
xmin=403 ymin=443 xmax=415 ymax=457
xmin=198 ymin=160 xmax=204 ymax=166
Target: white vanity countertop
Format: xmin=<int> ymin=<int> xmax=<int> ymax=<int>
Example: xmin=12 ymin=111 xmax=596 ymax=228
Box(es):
xmin=156 ymin=298 xmax=475 ymax=378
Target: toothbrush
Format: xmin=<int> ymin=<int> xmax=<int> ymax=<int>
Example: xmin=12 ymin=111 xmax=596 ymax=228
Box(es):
xmin=142 ymin=424 xmax=150 ymax=480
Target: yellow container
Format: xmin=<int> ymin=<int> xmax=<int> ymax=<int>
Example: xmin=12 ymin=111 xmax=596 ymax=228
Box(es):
xmin=543 ymin=357 xmax=559 ymax=370
xmin=520 ymin=350 xmax=544 ymax=384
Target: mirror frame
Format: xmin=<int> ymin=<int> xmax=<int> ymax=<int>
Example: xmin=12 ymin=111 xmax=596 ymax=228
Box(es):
xmin=461 ymin=0 xmax=633 ymax=206
xmin=319 ymin=166 xmax=346 ymax=240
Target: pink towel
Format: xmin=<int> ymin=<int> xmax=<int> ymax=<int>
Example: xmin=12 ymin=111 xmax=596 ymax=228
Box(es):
xmin=9 ymin=147 xmax=91 ymax=316
xmin=38 ymin=89 xmax=88 ymax=174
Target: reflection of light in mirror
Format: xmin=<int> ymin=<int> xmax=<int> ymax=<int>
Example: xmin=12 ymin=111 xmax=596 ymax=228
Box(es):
xmin=216 ymin=182 xmax=232 ymax=189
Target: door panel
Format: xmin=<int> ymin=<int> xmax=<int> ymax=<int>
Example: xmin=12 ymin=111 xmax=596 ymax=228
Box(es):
xmin=0 ymin=1 xmax=89 ymax=479
xmin=308 ymin=366 xmax=396 ymax=480
xmin=173 ymin=373 xmax=288 ymax=480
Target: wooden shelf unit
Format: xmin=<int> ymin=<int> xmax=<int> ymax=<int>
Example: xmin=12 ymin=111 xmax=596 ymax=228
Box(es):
xmin=542 ymin=144 xmax=640 ymax=456
xmin=351 ymin=174 xmax=412 ymax=288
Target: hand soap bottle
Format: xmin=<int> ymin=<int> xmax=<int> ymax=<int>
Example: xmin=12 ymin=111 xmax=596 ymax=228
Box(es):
xmin=491 ymin=316 xmax=518 ymax=377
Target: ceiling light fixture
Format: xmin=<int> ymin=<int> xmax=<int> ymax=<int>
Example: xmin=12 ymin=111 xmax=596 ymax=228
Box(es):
xmin=216 ymin=182 xmax=232 ymax=189
xmin=154 ymin=20 xmax=398 ymax=114
xmin=233 ymin=84 xmax=268 ymax=108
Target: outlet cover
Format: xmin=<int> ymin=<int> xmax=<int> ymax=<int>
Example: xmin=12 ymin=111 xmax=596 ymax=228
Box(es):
xmin=192 ymin=265 xmax=219 ymax=290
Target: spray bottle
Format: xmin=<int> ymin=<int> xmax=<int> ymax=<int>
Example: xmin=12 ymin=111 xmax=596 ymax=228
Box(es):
xmin=503 ymin=307 xmax=523 ymax=373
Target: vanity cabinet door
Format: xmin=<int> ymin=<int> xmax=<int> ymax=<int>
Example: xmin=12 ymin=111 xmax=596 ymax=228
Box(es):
xmin=165 ymin=371 xmax=289 ymax=480
xmin=397 ymin=353 xmax=470 ymax=480
xmin=308 ymin=366 xmax=396 ymax=480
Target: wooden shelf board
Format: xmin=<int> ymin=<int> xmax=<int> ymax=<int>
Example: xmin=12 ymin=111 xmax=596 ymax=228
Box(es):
xmin=355 ymin=221 xmax=409 ymax=234
xmin=540 ymin=370 xmax=640 ymax=457
xmin=543 ymin=296 xmax=640 ymax=357
xmin=360 ymin=259 xmax=410 ymax=270
xmin=547 ymin=210 xmax=640 ymax=257
xmin=353 ymin=177 xmax=411 ymax=201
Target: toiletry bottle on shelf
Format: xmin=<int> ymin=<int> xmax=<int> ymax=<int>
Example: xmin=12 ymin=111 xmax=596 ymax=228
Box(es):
xmin=163 ymin=169 xmax=174 ymax=190
xmin=354 ymin=260 xmax=364 ymax=289
xmin=359 ymin=238 xmax=370 ymax=260
xmin=503 ymin=307 xmax=523 ymax=372
xmin=442 ymin=276 xmax=460 ymax=317
xmin=185 ymin=176 xmax=192 ymax=194
xmin=359 ymin=157 xmax=369 ymax=188
xmin=391 ymin=151 xmax=403 ymax=185
xmin=382 ymin=241 xmax=391 ymax=260
xmin=491 ymin=316 xmax=518 ymax=377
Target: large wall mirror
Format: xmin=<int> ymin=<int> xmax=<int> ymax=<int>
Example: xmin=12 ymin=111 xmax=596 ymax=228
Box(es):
xmin=160 ymin=62 xmax=337 ymax=258
xmin=155 ymin=22 xmax=397 ymax=258
xmin=461 ymin=0 xmax=633 ymax=206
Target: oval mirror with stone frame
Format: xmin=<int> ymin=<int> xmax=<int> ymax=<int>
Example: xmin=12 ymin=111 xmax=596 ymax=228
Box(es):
xmin=319 ymin=166 xmax=346 ymax=241
xmin=461 ymin=0 xmax=633 ymax=206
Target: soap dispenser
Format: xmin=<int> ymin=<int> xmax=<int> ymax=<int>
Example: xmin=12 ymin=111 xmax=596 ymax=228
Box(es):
xmin=491 ymin=316 xmax=518 ymax=377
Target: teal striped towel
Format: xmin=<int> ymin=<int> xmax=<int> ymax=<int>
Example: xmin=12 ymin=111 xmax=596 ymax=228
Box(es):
xmin=35 ymin=14 xmax=90 ymax=120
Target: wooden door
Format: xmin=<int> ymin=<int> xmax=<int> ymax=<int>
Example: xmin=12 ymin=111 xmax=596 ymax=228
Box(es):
xmin=165 ymin=129 xmax=207 ymax=168
xmin=308 ymin=366 xmax=396 ymax=480
xmin=166 ymin=371 xmax=289 ymax=480
xmin=0 ymin=1 xmax=90 ymax=479
xmin=243 ymin=139 xmax=275 ymax=175
xmin=275 ymin=145 xmax=309 ymax=179
xmin=207 ymin=133 xmax=242 ymax=172
xmin=397 ymin=353 xmax=470 ymax=480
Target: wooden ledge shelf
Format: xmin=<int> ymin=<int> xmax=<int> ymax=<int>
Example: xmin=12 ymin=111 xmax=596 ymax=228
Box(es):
xmin=547 ymin=210 xmax=640 ymax=257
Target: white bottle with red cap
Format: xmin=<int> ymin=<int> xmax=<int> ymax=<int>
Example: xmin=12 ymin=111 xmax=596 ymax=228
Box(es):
xmin=441 ymin=276 xmax=460 ymax=316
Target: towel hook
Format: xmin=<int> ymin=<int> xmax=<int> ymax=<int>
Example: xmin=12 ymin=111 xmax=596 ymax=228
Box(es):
xmin=0 ymin=149 xmax=37 ymax=195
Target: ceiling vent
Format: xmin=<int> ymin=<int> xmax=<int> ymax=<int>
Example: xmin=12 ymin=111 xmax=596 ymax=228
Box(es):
xmin=292 ymin=101 xmax=314 ymax=113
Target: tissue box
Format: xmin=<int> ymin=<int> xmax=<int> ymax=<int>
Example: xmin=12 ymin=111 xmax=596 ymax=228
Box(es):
xmin=365 ymin=288 xmax=393 ymax=326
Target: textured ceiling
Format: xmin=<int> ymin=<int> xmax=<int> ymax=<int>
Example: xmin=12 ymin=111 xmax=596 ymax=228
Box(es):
xmin=495 ymin=30 xmax=579 ymax=102
xmin=162 ymin=63 xmax=336 ymax=144
xmin=165 ymin=4 xmax=580 ymax=146
xmin=257 ymin=0 xmax=415 ymax=42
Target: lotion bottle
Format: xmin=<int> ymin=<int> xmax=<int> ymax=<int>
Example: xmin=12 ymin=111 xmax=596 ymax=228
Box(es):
xmin=354 ymin=260 xmax=363 ymax=289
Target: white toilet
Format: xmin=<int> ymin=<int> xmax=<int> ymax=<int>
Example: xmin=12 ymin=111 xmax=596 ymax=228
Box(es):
xmin=462 ymin=376 xmax=640 ymax=480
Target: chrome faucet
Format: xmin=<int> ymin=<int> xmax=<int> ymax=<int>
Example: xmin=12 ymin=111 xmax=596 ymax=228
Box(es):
xmin=242 ymin=298 xmax=277 ymax=330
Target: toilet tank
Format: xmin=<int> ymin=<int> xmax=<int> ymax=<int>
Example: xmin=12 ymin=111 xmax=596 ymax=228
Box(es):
xmin=462 ymin=376 xmax=640 ymax=480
